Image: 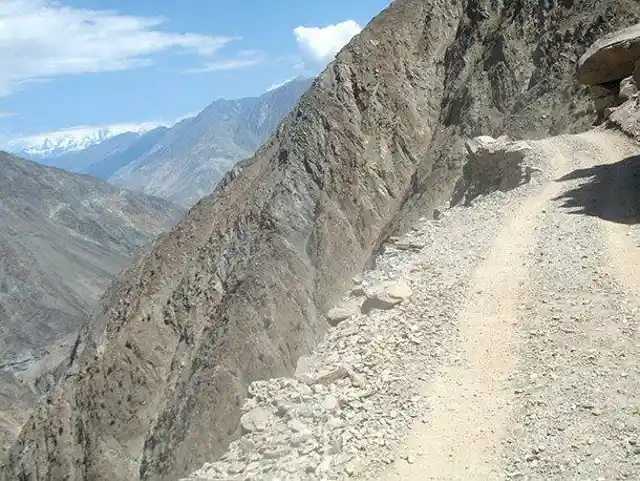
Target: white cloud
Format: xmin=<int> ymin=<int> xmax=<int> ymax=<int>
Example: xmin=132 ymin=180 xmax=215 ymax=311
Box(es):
xmin=185 ymin=50 xmax=264 ymax=74
xmin=0 ymin=0 xmax=237 ymax=95
xmin=294 ymin=20 xmax=362 ymax=64
xmin=0 ymin=111 xmax=17 ymax=118
xmin=265 ymin=77 xmax=299 ymax=93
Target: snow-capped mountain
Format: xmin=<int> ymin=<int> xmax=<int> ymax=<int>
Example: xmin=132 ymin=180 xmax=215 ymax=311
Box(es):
xmin=7 ymin=122 xmax=173 ymax=160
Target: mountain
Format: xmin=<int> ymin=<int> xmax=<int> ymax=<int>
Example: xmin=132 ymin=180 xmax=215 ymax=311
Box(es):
xmin=83 ymin=128 xmax=170 ymax=180
xmin=39 ymin=131 xmax=144 ymax=173
xmin=10 ymin=79 xmax=312 ymax=207
xmin=4 ymin=1 xmax=639 ymax=481
xmin=46 ymin=127 xmax=171 ymax=179
xmin=0 ymin=151 xmax=183 ymax=370
xmin=8 ymin=124 xmax=163 ymax=161
xmin=107 ymin=77 xmax=313 ymax=206
xmin=0 ymin=152 xmax=183 ymax=457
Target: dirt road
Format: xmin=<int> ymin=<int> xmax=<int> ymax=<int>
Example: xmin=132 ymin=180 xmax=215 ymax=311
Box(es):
xmin=375 ymin=129 xmax=640 ymax=481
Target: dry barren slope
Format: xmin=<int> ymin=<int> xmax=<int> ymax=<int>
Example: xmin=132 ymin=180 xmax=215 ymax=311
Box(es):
xmin=0 ymin=152 xmax=182 ymax=461
xmin=0 ymin=152 xmax=183 ymax=372
xmin=3 ymin=1 xmax=640 ymax=481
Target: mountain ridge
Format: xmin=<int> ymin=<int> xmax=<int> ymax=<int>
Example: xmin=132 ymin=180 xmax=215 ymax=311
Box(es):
xmin=8 ymin=123 xmax=168 ymax=160
xmin=8 ymin=78 xmax=313 ymax=207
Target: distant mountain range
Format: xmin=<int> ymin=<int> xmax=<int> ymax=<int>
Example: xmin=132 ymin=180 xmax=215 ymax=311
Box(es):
xmin=10 ymin=78 xmax=313 ymax=206
xmin=8 ymin=123 xmax=168 ymax=160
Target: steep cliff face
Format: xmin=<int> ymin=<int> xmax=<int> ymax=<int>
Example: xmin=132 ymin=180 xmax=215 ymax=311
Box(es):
xmin=0 ymin=371 xmax=35 ymax=461
xmin=4 ymin=1 xmax=640 ymax=481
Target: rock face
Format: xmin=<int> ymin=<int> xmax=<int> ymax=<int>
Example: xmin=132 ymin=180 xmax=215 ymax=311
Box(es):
xmin=0 ymin=371 xmax=35 ymax=461
xmin=4 ymin=1 xmax=640 ymax=481
xmin=577 ymin=23 xmax=640 ymax=85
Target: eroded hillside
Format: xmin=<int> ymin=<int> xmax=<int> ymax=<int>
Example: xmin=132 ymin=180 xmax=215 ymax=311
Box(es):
xmin=0 ymin=152 xmax=182 ymax=459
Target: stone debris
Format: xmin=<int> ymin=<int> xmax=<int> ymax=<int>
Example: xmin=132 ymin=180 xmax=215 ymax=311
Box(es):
xmin=182 ymin=160 xmax=543 ymax=481
xmin=452 ymin=135 xmax=541 ymax=205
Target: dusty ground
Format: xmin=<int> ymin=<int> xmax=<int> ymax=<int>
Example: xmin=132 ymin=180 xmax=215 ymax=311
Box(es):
xmin=371 ymin=130 xmax=640 ymax=481
xmin=185 ymin=128 xmax=639 ymax=481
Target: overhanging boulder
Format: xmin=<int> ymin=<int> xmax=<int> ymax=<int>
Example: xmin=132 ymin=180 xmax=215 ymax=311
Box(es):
xmin=577 ymin=23 xmax=640 ymax=85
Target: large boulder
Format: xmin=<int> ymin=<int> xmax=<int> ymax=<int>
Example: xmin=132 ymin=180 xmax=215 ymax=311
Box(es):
xmin=578 ymin=23 xmax=640 ymax=85
xmin=452 ymin=136 xmax=540 ymax=205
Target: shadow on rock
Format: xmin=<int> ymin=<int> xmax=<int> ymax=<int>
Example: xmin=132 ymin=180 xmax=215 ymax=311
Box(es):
xmin=554 ymin=154 xmax=640 ymax=225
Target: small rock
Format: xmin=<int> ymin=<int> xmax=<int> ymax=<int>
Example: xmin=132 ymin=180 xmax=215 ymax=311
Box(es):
xmin=395 ymin=239 xmax=412 ymax=250
xmin=619 ymin=76 xmax=638 ymax=101
xmin=387 ymin=281 xmax=412 ymax=300
xmin=311 ymin=366 xmax=350 ymax=386
xmin=240 ymin=406 xmax=272 ymax=433
xmin=350 ymin=285 xmax=365 ymax=297
xmin=287 ymin=418 xmax=310 ymax=433
xmin=361 ymin=280 xmax=412 ymax=313
xmin=322 ymin=395 xmax=340 ymax=412
xmin=315 ymin=456 xmax=333 ymax=474
xmin=227 ymin=462 xmax=246 ymax=475
xmin=532 ymin=445 xmax=546 ymax=455
xmin=327 ymin=416 xmax=343 ymax=429
xmin=327 ymin=300 xmax=362 ymax=326
xmin=344 ymin=456 xmax=364 ymax=476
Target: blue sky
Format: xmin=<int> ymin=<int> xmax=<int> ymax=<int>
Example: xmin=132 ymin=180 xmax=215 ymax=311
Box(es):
xmin=0 ymin=0 xmax=391 ymax=145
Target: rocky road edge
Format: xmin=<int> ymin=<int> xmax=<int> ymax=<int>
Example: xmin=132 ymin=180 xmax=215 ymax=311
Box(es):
xmin=181 ymin=137 xmax=546 ymax=481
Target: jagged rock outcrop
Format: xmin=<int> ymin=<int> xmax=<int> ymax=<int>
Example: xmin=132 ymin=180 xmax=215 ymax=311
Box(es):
xmin=4 ymin=1 xmax=640 ymax=481
xmin=577 ymin=23 xmax=640 ymax=121
xmin=575 ymin=22 xmax=640 ymax=138
xmin=577 ymin=23 xmax=640 ymax=85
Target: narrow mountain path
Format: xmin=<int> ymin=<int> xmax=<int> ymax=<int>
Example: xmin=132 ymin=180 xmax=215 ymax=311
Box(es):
xmin=183 ymin=129 xmax=639 ymax=481
xmin=374 ymin=130 xmax=640 ymax=481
